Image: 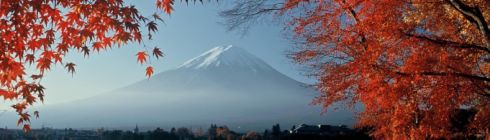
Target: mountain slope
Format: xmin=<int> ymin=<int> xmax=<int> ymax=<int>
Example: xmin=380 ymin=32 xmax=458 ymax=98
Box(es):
xmin=13 ymin=45 xmax=355 ymax=130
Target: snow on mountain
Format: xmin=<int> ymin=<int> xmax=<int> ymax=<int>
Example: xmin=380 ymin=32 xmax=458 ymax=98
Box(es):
xmin=0 ymin=45 xmax=355 ymax=131
xmin=178 ymin=45 xmax=274 ymax=72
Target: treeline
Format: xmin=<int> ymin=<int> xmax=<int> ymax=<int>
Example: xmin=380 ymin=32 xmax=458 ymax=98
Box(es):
xmin=0 ymin=124 xmax=371 ymax=140
xmin=99 ymin=124 xmax=370 ymax=140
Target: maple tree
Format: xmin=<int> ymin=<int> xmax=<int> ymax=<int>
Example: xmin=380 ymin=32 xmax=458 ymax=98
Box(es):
xmin=0 ymin=0 xmax=208 ymax=132
xmin=222 ymin=0 xmax=490 ymax=139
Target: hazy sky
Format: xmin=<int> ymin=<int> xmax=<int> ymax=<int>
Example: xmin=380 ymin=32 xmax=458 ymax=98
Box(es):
xmin=34 ymin=1 xmax=314 ymax=105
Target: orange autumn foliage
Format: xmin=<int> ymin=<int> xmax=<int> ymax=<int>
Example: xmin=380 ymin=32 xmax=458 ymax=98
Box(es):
xmin=146 ymin=66 xmax=154 ymax=78
xmin=279 ymin=0 xmax=490 ymax=139
xmin=0 ymin=0 xmax=203 ymax=132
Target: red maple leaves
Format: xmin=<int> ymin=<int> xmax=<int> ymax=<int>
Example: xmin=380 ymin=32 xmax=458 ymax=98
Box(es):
xmin=279 ymin=0 xmax=490 ymax=138
xmin=153 ymin=47 xmax=164 ymax=59
xmin=65 ymin=63 xmax=76 ymax=75
xmin=0 ymin=0 xmax=196 ymax=132
xmin=0 ymin=89 xmax=17 ymax=100
xmin=136 ymin=51 xmax=149 ymax=64
xmin=156 ymin=0 xmax=175 ymax=14
xmin=139 ymin=47 xmax=165 ymax=78
xmin=146 ymin=66 xmax=154 ymax=78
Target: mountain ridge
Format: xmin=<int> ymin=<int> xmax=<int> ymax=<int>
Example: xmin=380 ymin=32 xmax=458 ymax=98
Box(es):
xmin=177 ymin=45 xmax=275 ymax=72
xmin=0 ymin=45 xmax=354 ymax=130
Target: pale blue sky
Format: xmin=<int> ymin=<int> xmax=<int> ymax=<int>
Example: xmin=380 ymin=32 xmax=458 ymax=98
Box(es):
xmin=36 ymin=1 xmax=314 ymax=105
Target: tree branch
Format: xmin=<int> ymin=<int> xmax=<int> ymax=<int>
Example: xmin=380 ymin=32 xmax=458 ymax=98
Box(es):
xmin=342 ymin=0 xmax=367 ymax=51
xmin=219 ymin=0 xmax=283 ymax=33
xmin=395 ymin=71 xmax=490 ymax=82
xmin=396 ymin=70 xmax=490 ymax=97
xmin=447 ymin=0 xmax=490 ymax=48
xmin=405 ymin=32 xmax=490 ymax=54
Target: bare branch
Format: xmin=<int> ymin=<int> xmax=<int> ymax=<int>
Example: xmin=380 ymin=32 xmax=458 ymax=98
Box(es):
xmin=219 ymin=0 xmax=282 ymax=33
xmin=447 ymin=0 xmax=490 ymax=48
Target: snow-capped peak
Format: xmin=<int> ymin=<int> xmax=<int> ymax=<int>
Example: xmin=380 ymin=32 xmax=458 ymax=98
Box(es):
xmin=178 ymin=45 xmax=273 ymax=71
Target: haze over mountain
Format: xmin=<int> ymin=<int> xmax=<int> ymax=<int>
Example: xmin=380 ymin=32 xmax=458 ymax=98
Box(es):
xmin=1 ymin=45 xmax=355 ymax=131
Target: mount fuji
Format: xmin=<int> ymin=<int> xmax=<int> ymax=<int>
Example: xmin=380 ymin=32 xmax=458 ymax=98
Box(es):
xmin=10 ymin=45 xmax=355 ymax=130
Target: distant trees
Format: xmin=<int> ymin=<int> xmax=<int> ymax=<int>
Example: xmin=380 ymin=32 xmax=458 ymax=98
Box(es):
xmin=176 ymin=127 xmax=193 ymax=140
xmin=241 ymin=131 xmax=259 ymax=140
xmin=262 ymin=129 xmax=270 ymax=140
xmin=270 ymin=124 xmax=281 ymax=139
xmin=0 ymin=123 xmax=373 ymax=140
xmin=146 ymin=127 xmax=175 ymax=140
xmin=194 ymin=127 xmax=205 ymax=137
xmin=215 ymin=125 xmax=238 ymax=140
xmin=208 ymin=124 xmax=218 ymax=139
